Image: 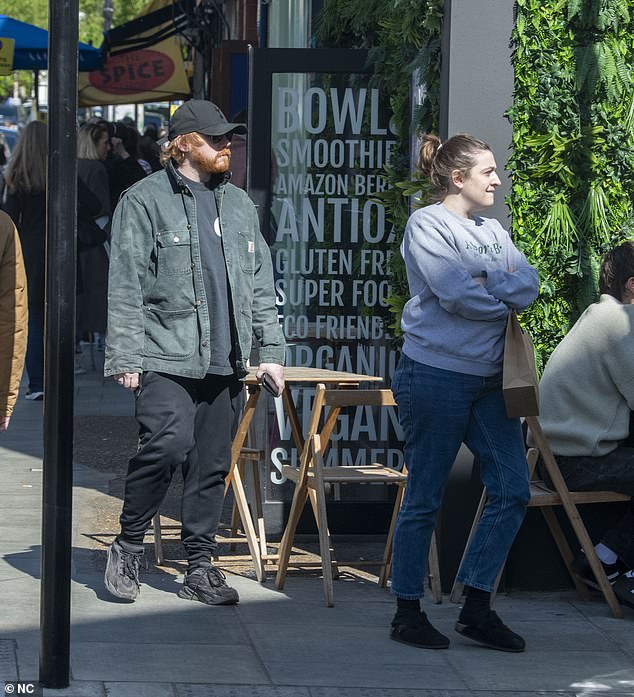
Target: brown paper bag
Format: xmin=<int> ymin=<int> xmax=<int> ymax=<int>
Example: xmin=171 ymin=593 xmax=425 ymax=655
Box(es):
xmin=502 ymin=311 xmax=539 ymax=418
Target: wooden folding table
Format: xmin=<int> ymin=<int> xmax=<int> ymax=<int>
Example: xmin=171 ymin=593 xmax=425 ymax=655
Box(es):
xmin=224 ymin=367 xmax=383 ymax=581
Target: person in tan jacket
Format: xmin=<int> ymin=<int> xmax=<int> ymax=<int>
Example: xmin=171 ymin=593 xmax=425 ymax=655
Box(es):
xmin=0 ymin=209 xmax=28 ymax=432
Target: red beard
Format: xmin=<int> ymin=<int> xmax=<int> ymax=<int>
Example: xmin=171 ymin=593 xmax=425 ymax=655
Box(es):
xmin=190 ymin=145 xmax=231 ymax=174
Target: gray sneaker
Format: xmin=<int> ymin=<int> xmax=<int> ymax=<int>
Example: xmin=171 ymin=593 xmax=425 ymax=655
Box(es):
xmin=178 ymin=564 xmax=239 ymax=605
xmin=104 ymin=539 xmax=143 ymax=600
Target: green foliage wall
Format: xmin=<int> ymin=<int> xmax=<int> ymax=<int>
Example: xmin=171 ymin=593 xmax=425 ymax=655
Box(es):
xmin=508 ymin=0 xmax=634 ymax=367
xmin=318 ymin=0 xmax=443 ymax=337
xmin=320 ymin=0 xmax=634 ymax=368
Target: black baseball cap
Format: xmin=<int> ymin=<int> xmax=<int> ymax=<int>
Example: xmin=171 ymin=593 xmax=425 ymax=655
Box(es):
xmin=168 ymin=100 xmax=246 ymax=140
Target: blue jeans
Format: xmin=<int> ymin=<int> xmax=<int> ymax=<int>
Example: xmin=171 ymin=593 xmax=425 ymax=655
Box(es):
xmin=391 ymin=354 xmax=530 ymax=598
xmin=26 ymin=305 xmax=44 ymax=393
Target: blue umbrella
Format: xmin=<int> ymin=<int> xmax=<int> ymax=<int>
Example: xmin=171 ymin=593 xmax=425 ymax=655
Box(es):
xmin=0 ymin=14 xmax=103 ymax=72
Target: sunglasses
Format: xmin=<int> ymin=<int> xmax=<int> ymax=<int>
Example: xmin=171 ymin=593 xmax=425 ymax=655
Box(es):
xmin=210 ymin=133 xmax=232 ymax=145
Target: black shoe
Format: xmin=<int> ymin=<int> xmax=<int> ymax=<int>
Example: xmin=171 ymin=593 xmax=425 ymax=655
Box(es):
xmin=613 ymin=572 xmax=634 ymax=610
xmin=455 ymin=609 xmax=525 ymax=652
xmin=104 ymin=539 xmax=143 ymax=601
xmin=178 ymin=564 xmax=239 ymax=605
xmin=571 ymin=551 xmax=625 ymax=585
xmin=390 ymin=611 xmax=450 ymax=649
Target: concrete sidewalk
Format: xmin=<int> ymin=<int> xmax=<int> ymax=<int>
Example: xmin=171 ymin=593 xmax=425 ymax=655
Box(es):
xmin=1 ymin=352 xmax=633 ymax=697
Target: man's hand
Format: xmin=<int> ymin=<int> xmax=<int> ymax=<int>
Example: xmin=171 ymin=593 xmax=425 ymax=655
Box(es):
xmin=256 ymin=363 xmax=284 ymax=395
xmin=0 ymin=416 xmax=10 ymax=433
xmin=114 ymin=372 xmax=140 ymax=390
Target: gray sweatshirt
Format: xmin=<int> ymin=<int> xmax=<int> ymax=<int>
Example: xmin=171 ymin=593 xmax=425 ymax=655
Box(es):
xmin=400 ymin=203 xmax=538 ymax=376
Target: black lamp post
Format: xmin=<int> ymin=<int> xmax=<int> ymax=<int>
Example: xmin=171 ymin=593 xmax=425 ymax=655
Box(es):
xmin=39 ymin=0 xmax=78 ymax=688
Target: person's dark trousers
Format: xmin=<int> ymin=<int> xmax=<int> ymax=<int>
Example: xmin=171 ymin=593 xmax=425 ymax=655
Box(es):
xmin=119 ymin=370 xmax=243 ymax=567
xmin=556 ymin=446 xmax=634 ymax=569
xmin=26 ymin=304 xmax=44 ymax=392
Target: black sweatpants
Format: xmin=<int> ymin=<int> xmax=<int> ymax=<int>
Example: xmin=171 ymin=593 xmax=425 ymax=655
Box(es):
xmin=119 ymin=370 xmax=243 ymax=567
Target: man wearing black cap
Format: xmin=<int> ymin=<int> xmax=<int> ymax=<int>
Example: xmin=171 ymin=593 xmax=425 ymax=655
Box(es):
xmin=103 ymin=100 xmax=285 ymax=605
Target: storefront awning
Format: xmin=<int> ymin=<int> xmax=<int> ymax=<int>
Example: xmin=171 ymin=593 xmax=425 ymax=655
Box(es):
xmin=78 ymin=0 xmax=192 ymax=106
xmin=0 ymin=13 xmax=103 ymax=71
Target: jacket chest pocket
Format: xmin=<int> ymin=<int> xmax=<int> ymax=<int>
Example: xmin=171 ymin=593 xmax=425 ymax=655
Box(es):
xmin=237 ymin=231 xmax=255 ymax=272
xmin=156 ymin=231 xmax=192 ymax=275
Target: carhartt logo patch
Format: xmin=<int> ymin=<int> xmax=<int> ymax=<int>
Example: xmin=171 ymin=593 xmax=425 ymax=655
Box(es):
xmin=248 ymin=241 xmax=255 ymax=253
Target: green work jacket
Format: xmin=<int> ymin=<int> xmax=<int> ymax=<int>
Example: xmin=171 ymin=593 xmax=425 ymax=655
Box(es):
xmin=104 ymin=162 xmax=285 ymax=379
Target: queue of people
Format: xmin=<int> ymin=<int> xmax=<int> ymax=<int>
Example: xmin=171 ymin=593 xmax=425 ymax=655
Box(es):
xmin=0 ymin=116 xmax=164 ymax=389
xmin=0 ymin=100 xmax=632 ymax=647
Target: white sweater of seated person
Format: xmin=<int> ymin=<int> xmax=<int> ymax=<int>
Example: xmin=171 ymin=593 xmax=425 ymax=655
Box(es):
xmin=537 ymin=294 xmax=634 ymax=457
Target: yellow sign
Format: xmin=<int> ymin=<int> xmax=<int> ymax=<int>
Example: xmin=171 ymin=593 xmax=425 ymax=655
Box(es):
xmin=78 ymin=0 xmax=189 ymax=106
xmin=0 ymin=37 xmax=15 ymax=76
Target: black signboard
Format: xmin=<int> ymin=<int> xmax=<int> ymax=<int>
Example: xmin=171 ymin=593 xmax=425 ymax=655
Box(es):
xmin=247 ymin=48 xmax=402 ymax=533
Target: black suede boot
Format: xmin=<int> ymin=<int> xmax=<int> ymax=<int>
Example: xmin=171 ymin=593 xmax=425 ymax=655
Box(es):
xmin=391 ymin=598 xmax=449 ymax=649
xmin=455 ymin=586 xmax=525 ymax=652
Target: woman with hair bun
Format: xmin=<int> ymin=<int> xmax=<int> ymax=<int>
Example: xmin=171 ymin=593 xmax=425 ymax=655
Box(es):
xmin=389 ymin=133 xmax=538 ymax=653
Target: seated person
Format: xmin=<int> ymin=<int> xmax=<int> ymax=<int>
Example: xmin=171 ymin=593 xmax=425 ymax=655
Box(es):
xmin=537 ymin=241 xmax=634 ymax=609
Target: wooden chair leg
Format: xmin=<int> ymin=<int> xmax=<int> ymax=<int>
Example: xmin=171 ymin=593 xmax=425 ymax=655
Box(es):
xmin=450 ymin=488 xmax=487 ymax=603
xmin=230 ymin=462 xmax=265 ymax=582
xmin=449 ymin=496 xmax=622 ymax=617
xmin=249 ymin=458 xmax=268 ymax=562
xmin=308 ymin=487 xmax=339 ymax=580
xmin=379 ymin=487 xmax=442 ymax=603
xmin=427 ymin=531 xmax=442 ymax=604
xmin=449 ymin=493 xmax=506 ymax=605
xmin=313 ymin=466 xmax=335 ymax=607
xmin=540 ymin=506 xmax=590 ymax=601
xmin=253 ymin=462 xmax=269 ymax=557
xmin=229 ymin=459 xmax=246 ymax=551
xmin=378 ymin=484 xmax=404 ymax=588
xmin=152 ymin=512 xmax=165 ymax=566
xmin=556 ymin=502 xmax=623 ymax=618
xmin=449 ymin=450 xmax=538 ymax=602
xmin=275 ymin=483 xmax=309 ymax=590
xmin=525 ymin=417 xmax=624 ymax=618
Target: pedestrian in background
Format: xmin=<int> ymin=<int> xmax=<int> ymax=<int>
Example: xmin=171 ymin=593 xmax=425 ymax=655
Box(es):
xmin=0 ymin=210 xmax=28 ymax=431
xmin=77 ymin=121 xmax=112 ymax=217
xmin=390 ymin=133 xmax=538 ymax=652
xmin=106 ymin=121 xmax=149 ymax=209
xmin=1 ymin=121 xmax=47 ymax=400
xmin=138 ymin=124 xmax=162 ymax=173
xmin=103 ymin=100 xmax=285 ymax=605
xmin=77 ymin=122 xmax=111 ymax=350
